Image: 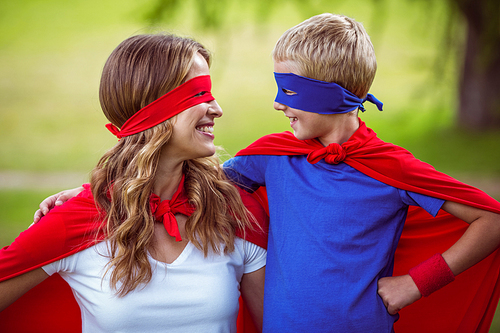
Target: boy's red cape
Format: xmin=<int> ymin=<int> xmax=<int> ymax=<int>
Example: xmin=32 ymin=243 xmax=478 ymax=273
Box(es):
xmin=1 ymin=119 xmax=499 ymax=333
xmin=233 ymin=119 xmax=500 ymax=333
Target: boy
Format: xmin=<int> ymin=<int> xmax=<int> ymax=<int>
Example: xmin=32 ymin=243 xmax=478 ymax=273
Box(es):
xmin=223 ymin=13 xmax=500 ymax=332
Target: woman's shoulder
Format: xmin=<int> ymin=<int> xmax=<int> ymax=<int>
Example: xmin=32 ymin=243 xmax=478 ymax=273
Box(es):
xmin=234 ymin=237 xmax=267 ymax=258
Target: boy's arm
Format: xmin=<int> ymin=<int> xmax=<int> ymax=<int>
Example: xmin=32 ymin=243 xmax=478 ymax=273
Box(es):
xmin=33 ymin=156 xmax=267 ymax=221
xmin=378 ymin=201 xmax=500 ymax=315
xmin=440 ymin=201 xmax=500 ymax=275
xmin=223 ymin=156 xmax=267 ymax=192
xmin=33 ymin=186 xmax=85 ymax=223
xmin=0 ymin=268 xmax=49 ymax=312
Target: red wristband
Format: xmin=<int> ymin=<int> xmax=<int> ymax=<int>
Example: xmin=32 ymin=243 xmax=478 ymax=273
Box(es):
xmin=408 ymin=253 xmax=455 ymax=297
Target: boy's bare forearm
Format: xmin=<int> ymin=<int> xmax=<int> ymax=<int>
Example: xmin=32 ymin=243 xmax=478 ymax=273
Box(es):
xmin=440 ymin=200 xmax=500 ymax=275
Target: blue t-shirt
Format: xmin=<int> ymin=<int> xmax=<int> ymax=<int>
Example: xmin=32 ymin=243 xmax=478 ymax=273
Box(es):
xmin=223 ymin=155 xmax=444 ymax=333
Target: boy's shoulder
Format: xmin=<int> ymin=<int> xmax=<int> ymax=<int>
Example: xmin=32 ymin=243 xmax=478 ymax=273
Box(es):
xmin=235 ymin=131 xmax=320 ymax=158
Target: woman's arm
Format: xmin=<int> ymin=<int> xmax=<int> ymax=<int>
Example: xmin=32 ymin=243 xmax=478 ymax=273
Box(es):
xmin=0 ymin=268 xmax=49 ymax=312
xmin=240 ymin=266 xmax=265 ymax=332
xmin=378 ymin=201 xmax=500 ymax=315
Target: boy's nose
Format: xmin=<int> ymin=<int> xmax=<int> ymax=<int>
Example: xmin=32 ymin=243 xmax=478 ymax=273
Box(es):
xmin=274 ymin=101 xmax=287 ymax=111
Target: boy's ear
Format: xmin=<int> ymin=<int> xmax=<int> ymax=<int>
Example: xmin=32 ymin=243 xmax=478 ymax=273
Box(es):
xmin=349 ymin=109 xmax=359 ymax=117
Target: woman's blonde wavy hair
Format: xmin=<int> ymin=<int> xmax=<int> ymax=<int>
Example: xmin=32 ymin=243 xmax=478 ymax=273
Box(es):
xmin=91 ymin=34 xmax=252 ymax=296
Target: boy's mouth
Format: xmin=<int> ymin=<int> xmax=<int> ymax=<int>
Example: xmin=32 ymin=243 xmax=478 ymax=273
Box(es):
xmin=289 ymin=117 xmax=298 ymax=124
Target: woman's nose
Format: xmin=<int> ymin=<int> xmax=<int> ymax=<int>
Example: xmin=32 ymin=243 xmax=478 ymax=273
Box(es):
xmin=208 ymin=100 xmax=223 ymax=118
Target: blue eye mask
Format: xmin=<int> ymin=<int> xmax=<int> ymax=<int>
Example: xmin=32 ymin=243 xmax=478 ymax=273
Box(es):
xmin=274 ymin=72 xmax=383 ymax=114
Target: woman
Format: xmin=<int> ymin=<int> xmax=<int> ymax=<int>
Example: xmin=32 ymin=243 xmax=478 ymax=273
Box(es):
xmin=0 ymin=34 xmax=266 ymax=332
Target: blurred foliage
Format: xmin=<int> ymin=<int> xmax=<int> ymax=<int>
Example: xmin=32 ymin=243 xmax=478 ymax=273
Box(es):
xmin=0 ymin=0 xmax=498 ymax=173
xmin=146 ymin=0 xmax=384 ymax=30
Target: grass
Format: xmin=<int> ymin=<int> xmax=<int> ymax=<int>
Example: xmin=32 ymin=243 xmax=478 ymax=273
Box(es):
xmin=0 ymin=190 xmax=57 ymax=246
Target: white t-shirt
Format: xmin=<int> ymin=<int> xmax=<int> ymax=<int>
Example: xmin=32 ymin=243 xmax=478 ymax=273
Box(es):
xmin=42 ymin=237 xmax=266 ymax=333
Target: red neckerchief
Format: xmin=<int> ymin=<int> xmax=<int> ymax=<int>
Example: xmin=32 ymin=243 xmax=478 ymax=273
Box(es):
xmin=235 ymin=118 xmax=500 ymax=333
xmin=0 ymin=178 xmax=267 ymax=284
xmin=149 ymin=175 xmax=195 ymax=242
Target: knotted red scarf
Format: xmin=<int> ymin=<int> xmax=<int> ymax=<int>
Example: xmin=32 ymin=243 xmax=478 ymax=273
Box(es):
xmin=149 ymin=175 xmax=195 ymax=242
xmin=307 ymin=142 xmax=347 ymax=164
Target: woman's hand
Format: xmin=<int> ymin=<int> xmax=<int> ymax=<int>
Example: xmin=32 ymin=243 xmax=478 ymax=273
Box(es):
xmin=33 ymin=187 xmax=85 ymax=223
xmin=377 ymin=274 xmax=422 ymax=315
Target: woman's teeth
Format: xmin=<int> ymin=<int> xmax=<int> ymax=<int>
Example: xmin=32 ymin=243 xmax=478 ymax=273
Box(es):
xmin=196 ymin=126 xmax=214 ymax=133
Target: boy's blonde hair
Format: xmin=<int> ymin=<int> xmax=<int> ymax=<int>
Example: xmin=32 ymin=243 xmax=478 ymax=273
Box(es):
xmin=273 ymin=13 xmax=377 ymax=98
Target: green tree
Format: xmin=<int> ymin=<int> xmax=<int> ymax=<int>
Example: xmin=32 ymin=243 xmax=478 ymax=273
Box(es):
xmin=452 ymin=0 xmax=500 ymax=130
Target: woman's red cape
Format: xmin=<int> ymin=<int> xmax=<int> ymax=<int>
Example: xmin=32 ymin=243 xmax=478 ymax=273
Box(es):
xmin=0 ymin=185 xmax=269 ymax=333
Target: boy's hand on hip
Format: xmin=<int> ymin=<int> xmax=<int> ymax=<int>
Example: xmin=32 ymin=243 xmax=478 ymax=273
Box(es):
xmin=377 ymin=274 xmax=422 ymax=315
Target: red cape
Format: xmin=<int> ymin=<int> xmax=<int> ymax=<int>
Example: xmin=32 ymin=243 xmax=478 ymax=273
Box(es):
xmin=0 ymin=185 xmax=269 ymax=333
xmin=234 ymin=119 xmax=500 ymax=333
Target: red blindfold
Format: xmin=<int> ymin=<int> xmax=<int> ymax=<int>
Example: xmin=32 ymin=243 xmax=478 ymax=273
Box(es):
xmin=106 ymin=75 xmax=214 ymax=138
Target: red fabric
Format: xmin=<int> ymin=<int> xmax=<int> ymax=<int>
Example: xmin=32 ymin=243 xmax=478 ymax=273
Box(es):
xmin=235 ymin=119 xmax=500 ymax=333
xmin=0 ymin=274 xmax=81 ymax=333
xmin=0 ymin=189 xmax=104 ymax=332
xmin=235 ymin=187 xmax=269 ymax=333
xmin=0 ymin=191 xmax=106 ymax=283
xmin=408 ymin=253 xmax=455 ymax=297
xmin=149 ymin=175 xmax=195 ymax=242
xmin=237 ymin=297 xmax=259 ymax=333
xmin=235 ymin=187 xmax=269 ymax=249
xmin=0 ymin=182 xmax=269 ymax=333
xmin=106 ymin=75 xmax=214 ymax=138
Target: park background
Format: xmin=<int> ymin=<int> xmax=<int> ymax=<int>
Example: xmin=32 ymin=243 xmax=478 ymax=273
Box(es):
xmin=0 ymin=0 xmax=499 ymax=330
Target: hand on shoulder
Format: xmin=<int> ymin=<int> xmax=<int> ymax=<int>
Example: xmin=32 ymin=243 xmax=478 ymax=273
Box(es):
xmin=33 ymin=186 xmax=85 ymax=223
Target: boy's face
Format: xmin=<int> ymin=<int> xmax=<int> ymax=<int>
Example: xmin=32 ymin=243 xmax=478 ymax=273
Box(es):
xmin=273 ymin=61 xmax=350 ymax=146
